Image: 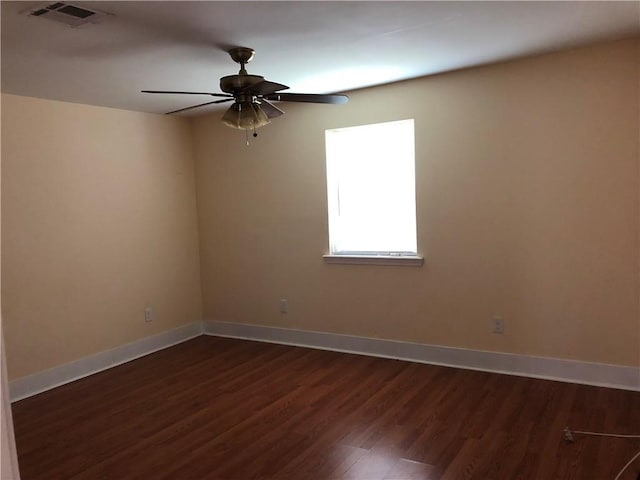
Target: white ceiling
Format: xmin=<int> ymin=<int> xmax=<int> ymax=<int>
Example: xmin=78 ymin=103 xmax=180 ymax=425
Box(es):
xmin=2 ymin=1 xmax=638 ymax=117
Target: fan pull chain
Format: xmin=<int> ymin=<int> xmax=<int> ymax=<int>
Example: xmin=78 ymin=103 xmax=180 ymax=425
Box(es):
xmin=243 ymin=125 xmax=258 ymax=146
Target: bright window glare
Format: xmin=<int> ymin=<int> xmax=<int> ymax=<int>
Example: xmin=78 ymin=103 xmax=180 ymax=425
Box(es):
xmin=325 ymin=119 xmax=417 ymax=255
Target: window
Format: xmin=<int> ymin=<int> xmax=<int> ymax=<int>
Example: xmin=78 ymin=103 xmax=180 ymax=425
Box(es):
xmin=324 ymin=119 xmax=422 ymax=266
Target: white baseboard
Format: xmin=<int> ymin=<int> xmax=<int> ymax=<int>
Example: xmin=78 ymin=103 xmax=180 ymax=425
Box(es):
xmin=203 ymin=320 xmax=640 ymax=392
xmin=11 ymin=319 xmax=638 ymax=402
xmin=9 ymin=322 xmax=204 ymax=402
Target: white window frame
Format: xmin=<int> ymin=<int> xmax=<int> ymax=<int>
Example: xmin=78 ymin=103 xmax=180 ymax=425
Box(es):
xmin=323 ymin=119 xmax=423 ymax=266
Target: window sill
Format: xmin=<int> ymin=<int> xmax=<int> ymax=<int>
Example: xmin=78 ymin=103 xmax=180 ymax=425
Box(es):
xmin=323 ymin=254 xmax=424 ymax=266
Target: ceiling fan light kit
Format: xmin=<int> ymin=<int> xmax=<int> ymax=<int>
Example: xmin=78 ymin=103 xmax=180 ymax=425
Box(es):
xmin=142 ymin=47 xmax=348 ymax=141
xmin=221 ymin=101 xmax=270 ymax=130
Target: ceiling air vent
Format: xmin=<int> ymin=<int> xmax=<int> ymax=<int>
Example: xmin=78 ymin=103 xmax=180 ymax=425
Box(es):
xmin=22 ymin=2 xmax=111 ymax=27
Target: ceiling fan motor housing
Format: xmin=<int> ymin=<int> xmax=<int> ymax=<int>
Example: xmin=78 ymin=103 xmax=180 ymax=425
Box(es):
xmin=219 ymin=74 xmax=264 ymax=94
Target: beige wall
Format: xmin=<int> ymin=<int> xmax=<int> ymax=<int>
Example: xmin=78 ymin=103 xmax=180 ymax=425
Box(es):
xmin=193 ymin=37 xmax=639 ymax=367
xmin=1 ymin=37 xmax=637 ymax=384
xmin=1 ymin=95 xmax=203 ymax=379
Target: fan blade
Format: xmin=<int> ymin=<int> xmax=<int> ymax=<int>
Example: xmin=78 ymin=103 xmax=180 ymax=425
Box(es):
xmin=165 ymin=98 xmax=233 ymax=115
xmin=242 ymin=80 xmax=289 ymax=96
xmin=258 ymin=99 xmax=285 ymax=119
xmin=263 ymin=93 xmax=348 ymax=104
xmin=142 ymin=90 xmax=232 ymax=98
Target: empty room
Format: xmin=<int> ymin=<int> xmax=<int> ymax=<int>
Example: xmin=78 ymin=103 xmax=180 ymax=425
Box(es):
xmin=1 ymin=1 xmax=639 ymax=479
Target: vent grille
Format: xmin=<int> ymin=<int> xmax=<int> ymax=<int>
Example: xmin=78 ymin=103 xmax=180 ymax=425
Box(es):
xmin=22 ymin=2 xmax=111 ymax=27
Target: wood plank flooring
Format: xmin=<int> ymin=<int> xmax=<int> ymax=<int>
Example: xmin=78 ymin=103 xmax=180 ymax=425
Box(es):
xmin=11 ymin=336 xmax=640 ymax=479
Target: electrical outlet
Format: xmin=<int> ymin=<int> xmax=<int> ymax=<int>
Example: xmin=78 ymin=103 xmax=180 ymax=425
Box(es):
xmin=279 ymin=299 xmax=288 ymax=314
xmin=492 ymin=317 xmax=504 ymax=334
xmin=144 ymin=306 xmax=153 ymax=322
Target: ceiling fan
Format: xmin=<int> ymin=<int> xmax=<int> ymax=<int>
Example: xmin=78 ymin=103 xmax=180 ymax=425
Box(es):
xmin=142 ymin=47 xmax=349 ymax=133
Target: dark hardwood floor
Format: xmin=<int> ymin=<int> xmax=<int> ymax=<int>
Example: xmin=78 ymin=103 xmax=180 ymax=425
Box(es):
xmin=11 ymin=336 xmax=640 ymax=479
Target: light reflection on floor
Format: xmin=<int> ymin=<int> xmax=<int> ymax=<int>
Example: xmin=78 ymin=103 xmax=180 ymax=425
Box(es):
xmin=327 ymin=443 xmax=437 ymax=479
